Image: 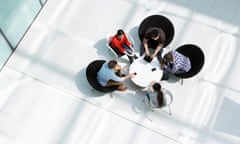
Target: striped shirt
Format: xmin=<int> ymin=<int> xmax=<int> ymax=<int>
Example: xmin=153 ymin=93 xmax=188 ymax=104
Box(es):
xmin=166 ymin=51 xmax=191 ymax=73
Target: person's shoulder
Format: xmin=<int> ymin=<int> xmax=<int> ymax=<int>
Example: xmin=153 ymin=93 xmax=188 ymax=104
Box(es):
xmin=103 ymin=61 xmax=110 ymax=68
xmin=169 ymin=50 xmax=175 ymax=55
xmin=174 ymin=50 xmax=182 ymax=57
xmin=111 ymin=35 xmax=117 ymax=40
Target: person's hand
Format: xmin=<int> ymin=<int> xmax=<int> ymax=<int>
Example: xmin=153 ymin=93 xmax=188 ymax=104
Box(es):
xmin=122 ymin=67 xmax=129 ymax=72
xmin=150 ymin=55 xmax=154 ymax=60
xmin=130 ymin=73 xmax=136 ymax=78
xmin=160 ymin=64 xmax=165 ymax=70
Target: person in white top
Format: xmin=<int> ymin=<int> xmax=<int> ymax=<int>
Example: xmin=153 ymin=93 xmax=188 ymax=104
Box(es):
xmin=145 ymin=81 xmax=165 ymax=108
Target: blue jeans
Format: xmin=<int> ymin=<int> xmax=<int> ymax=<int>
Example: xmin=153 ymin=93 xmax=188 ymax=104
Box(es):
xmin=161 ymin=70 xmax=170 ymax=80
xmin=123 ymin=45 xmax=137 ymax=63
xmin=123 ymin=45 xmax=134 ymax=54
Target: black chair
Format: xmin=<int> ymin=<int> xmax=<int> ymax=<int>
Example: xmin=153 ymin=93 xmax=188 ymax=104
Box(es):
xmin=86 ymin=60 xmax=118 ymax=93
xmin=174 ymin=44 xmax=205 ymax=79
xmin=138 ymin=15 xmax=175 ymax=48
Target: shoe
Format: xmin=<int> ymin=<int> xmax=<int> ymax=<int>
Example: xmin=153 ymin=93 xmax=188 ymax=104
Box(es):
xmin=129 ymin=58 xmax=134 ymax=64
xmin=134 ymin=55 xmax=138 ymax=59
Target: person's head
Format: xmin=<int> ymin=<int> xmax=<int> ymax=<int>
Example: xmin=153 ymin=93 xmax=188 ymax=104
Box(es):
xmin=163 ymin=52 xmax=174 ymax=63
xmin=116 ymin=29 xmax=124 ymax=40
xmin=108 ymin=60 xmax=121 ymax=71
xmin=149 ymin=28 xmax=160 ymax=40
xmin=108 ymin=60 xmax=118 ymax=69
xmin=145 ymin=27 xmax=165 ymax=43
xmin=152 ymin=82 xmax=161 ymax=92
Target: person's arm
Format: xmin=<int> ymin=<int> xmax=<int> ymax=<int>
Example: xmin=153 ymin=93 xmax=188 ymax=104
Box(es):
xmin=143 ymin=38 xmax=150 ymax=56
xmin=151 ymin=43 xmax=163 ymax=58
xmin=124 ymin=34 xmax=132 ymax=47
xmin=129 ymin=44 xmax=135 ymax=51
xmin=123 ymin=35 xmax=135 ymax=53
xmin=160 ymin=60 xmax=165 ymax=70
xmin=122 ymin=73 xmax=136 ymax=80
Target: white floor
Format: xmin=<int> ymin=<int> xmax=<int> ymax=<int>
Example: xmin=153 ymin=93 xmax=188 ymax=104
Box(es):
xmin=1 ymin=0 xmax=240 ymax=143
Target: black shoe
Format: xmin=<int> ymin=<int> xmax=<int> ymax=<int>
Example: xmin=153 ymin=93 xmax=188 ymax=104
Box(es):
xmin=134 ymin=55 xmax=138 ymax=59
xmin=129 ymin=59 xmax=133 ymax=64
xmin=128 ymin=56 xmax=134 ymax=64
xmin=161 ymin=71 xmax=169 ymax=80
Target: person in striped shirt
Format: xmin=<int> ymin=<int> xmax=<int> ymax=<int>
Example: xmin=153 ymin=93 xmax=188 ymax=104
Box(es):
xmin=160 ymin=50 xmax=191 ymax=80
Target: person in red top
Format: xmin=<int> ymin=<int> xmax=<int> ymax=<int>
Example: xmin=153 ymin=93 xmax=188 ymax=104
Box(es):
xmin=110 ymin=29 xmax=138 ymax=64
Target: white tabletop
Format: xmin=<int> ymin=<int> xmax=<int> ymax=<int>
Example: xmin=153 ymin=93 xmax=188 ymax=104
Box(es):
xmin=129 ymin=56 xmax=163 ymax=87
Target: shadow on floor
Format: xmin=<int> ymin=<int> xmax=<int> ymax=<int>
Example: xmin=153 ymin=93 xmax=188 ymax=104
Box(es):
xmin=75 ymin=68 xmax=107 ymax=97
xmin=129 ymin=26 xmax=141 ymax=53
xmin=94 ymin=38 xmax=115 ymax=60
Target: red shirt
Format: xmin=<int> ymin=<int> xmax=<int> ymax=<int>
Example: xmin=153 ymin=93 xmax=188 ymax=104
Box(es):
xmin=110 ymin=34 xmax=132 ymax=54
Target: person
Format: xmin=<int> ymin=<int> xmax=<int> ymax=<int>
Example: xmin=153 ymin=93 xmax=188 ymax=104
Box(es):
xmin=97 ymin=60 xmax=136 ymax=91
xmin=160 ymin=50 xmax=191 ymax=80
xmin=110 ymin=29 xmax=138 ymax=64
xmin=140 ymin=27 xmax=166 ymax=62
xmin=145 ymin=81 xmax=164 ymax=108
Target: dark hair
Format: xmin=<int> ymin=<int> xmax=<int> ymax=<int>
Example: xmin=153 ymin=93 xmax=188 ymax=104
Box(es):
xmin=163 ymin=52 xmax=173 ymax=63
xmin=108 ymin=60 xmax=118 ymax=69
xmin=153 ymin=83 xmax=161 ymax=91
xmin=157 ymin=91 xmax=164 ymax=107
xmin=150 ymin=29 xmax=159 ymax=38
xmin=145 ymin=27 xmax=165 ymax=43
xmin=145 ymin=27 xmax=160 ymax=38
xmin=117 ymin=29 xmax=124 ymax=36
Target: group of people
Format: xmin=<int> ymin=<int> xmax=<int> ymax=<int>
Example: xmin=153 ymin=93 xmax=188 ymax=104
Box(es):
xmin=95 ymin=27 xmax=192 ymax=108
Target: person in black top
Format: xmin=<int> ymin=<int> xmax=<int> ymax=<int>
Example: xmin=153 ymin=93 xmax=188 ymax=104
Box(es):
xmin=140 ymin=27 xmax=166 ymax=62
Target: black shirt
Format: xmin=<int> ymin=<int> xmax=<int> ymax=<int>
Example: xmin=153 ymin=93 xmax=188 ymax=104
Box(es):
xmin=144 ymin=27 xmax=166 ymax=49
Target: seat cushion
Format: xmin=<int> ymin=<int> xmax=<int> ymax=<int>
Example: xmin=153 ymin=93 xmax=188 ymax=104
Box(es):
xmin=175 ymin=44 xmax=205 ymax=78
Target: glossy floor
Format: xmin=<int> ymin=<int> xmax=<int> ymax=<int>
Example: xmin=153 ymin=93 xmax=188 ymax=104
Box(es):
xmin=0 ymin=0 xmax=240 ymax=143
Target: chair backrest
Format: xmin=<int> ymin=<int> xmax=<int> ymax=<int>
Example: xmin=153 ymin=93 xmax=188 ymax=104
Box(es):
xmin=174 ymin=44 xmax=205 ymax=78
xmin=86 ymin=60 xmax=105 ymax=91
xmin=138 ymin=15 xmax=175 ymax=48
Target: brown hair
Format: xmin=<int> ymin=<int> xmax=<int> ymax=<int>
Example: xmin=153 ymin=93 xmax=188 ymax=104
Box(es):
xmin=163 ymin=52 xmax=173 ymax=63
xmin=108 ymin=60 xmax=118 ymax=69
xmin=145 ymin=27 xmax=166 ymax=43
xmin=157 ymin=91 xmax=164 ymax=107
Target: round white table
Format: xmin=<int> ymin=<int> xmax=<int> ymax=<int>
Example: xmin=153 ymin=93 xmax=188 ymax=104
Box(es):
xmin=129 ymin=56 xmax=163 ymax=87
